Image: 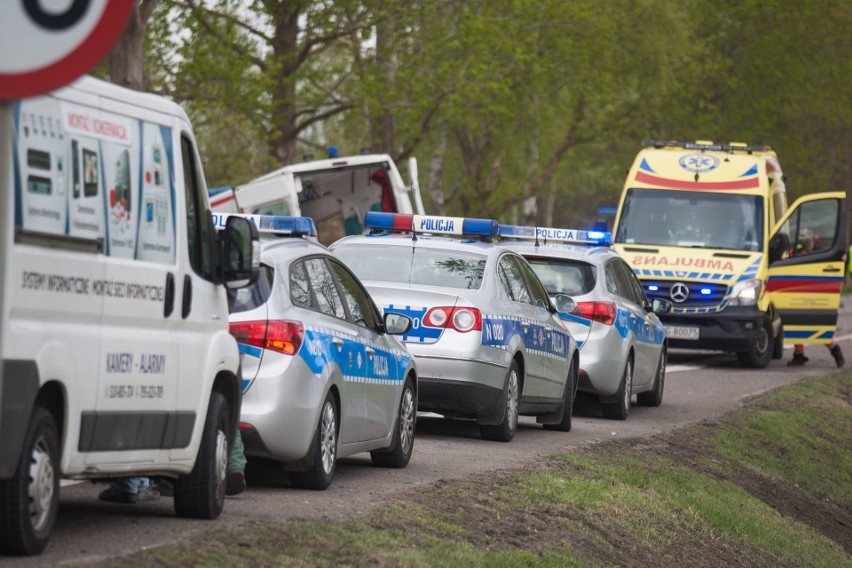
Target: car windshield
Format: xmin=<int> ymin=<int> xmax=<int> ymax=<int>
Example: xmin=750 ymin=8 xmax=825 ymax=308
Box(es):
xmin=524 ymin=257 xmax=596 ymax=296
xmin=334 ymin=244 xmax=487 ymax=289
xmin=615 ymin=188 xmax=764 ymax=251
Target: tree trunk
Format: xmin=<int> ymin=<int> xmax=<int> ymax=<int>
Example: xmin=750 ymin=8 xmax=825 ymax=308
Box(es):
xmin=108 ymin=0 xmax=158 ymax=92
xmin=427 ymin=130 xmax=448 ymax=215
xmin=269 ymin=5 xmax=301 ymax=166
xmin=373 ymin=12 xmax=396 ymax=154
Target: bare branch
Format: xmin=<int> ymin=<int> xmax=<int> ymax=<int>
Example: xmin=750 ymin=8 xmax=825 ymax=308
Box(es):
xmin=168 ymin=0 xmax=272 ymax=42
xmin=176 ymin=0 xmax=268 ymax=71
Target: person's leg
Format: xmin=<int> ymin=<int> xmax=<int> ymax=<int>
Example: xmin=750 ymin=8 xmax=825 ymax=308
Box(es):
xmin=788 ymin=345 xmax=808 ymax=366
xmin=100 ymin=476 xmax=159 ymax=504
xmin=827 ymin=339 xmax=845 ymax=367
xmin=226 ymin=429 xmax=247 ymax=496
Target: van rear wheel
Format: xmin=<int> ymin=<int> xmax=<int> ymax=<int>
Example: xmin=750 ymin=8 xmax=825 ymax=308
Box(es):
xmin=174 ymin=392 xmax=230 ymax=519
xmin=0 ymin=407 xmax=60 ymax=556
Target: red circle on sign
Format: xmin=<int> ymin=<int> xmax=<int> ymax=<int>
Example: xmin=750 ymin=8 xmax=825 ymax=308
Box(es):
xmin=0 ymin=1 xmax=134 ymax=100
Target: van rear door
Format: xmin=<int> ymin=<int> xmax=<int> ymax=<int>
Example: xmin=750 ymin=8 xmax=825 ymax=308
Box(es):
xmin=767 ymin=192 xmax=846 ymax=345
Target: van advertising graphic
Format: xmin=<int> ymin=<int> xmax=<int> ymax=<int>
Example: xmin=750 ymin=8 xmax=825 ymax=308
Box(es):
xmin=13 ymin=97 xmax=176 ymax=264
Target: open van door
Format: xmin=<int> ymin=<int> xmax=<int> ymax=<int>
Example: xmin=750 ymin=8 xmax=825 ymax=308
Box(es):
xmin=767 ymin=192 xmax=846 ymax=345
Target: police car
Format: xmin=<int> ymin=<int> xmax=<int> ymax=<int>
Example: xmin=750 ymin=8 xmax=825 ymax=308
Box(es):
xmin=499 ymin=225 xmax=670 ymax=420
xmin=330 ymin=213 xmax=578 ymax=442
xmin=222 ymin=214 xmax=417 ymax=490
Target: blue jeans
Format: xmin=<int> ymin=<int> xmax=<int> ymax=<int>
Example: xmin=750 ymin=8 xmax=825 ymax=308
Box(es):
xmin=111 ymin=476 xmax=150 ymax=494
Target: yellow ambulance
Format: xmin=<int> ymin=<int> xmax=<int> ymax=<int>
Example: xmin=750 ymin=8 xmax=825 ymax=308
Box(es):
xmin=612 ymin=140 xmax=846 ymax=368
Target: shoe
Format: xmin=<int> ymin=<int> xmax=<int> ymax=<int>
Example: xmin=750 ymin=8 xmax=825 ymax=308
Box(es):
xmin=226 ymin=470 xmax=246 ymax=496
xmin=151 ymin=478 xmax=174 ymax=497
xmin=99 ymin=485 xmax=160 ymax=504
xmin=787 ymin=354 xmax=809 ymax=367
xmin=830 ymin=345 xmax=845 ymax=367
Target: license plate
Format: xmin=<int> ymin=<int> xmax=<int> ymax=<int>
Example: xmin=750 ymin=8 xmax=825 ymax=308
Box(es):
xmin=666 ymin=325 xmax=699 ymax=340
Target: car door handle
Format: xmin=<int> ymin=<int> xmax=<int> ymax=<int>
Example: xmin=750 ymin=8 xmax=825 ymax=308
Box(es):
xmin=823 ymin=267 xmax=842 ymax=273
xmin=332 ymin=337 xmax=344 ymax=349
xmin=163 ymin=272 xmax=175 ymax=318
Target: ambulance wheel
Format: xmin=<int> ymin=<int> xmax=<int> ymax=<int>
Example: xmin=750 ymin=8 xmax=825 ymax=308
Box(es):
xmin=0 ymin=407 xmax=60 ymax=556
xmin=544 ymin=356 xmax=576 ymax=432
xmin=772 ymin=323 xmax=784 ymax=359
xmin=371 ymin=377 xmax=416 ymax=468
xmin=736 ymin=319 xmax=773 ymax=369
xmin=290 ymin=393 xmax=337 ymax=490
xmin=638 ymin=346 xmax=666 ymax=407
xmin=479 ymin=361 xmax=520 ymax=442
xmin=174 ymin=392 xmax=229 ymax=519
xmin=602 ymin=357 xmax=632 ymax=420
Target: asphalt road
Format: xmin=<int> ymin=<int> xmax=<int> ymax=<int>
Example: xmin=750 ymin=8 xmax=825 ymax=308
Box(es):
xmin=5 ymin=308 xmax=852 ymax=567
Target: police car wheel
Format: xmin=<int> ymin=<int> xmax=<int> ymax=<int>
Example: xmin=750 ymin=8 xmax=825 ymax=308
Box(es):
xmin=290 ymin=393 xmax=337 ymax=490
xmin=638 ymin=346 xmax=666 ymax=407
xmin=736 ymin=319 xmax=773 ymax=369
xmin=371 ymin=377 xmax=416 ymax=468
xmin=0 ymin=407 xmax=60 ymax=556
xmin=602 ymin=357 xmax=632 ymax=420
xmin=544 ymin=356 xmax=576 ymax=432
xmin=479 ymin=361 xmax=520 ymax=442
xmin=174 ymin=392 xmax=230 ymax=519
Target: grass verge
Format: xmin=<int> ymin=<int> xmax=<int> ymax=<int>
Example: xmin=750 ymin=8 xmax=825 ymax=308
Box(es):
xmin=116 ymin=372 xmax=852 ymax=567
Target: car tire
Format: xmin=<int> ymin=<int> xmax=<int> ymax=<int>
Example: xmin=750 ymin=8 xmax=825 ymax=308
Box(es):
xmin=371 ymin=377 xmax=416 ymax=468
xmin=290 ymin=393 xmax=338 ymax=490
xmin=174 ymin=392 xmax=230 ymax=519
xmin=637 ymin=346 xmax=666 ymax=407
xmin=772 ymin=322 xmax=784 ymax=359
xmin=543 ymin=357 xmax=576 ymax=432
xmin=602 ymin=357 xmax=632 ymax=420
xmin=736 ymin=318 xmax=773 ymax=369
xmin=0 ymin=407 xmax=60 ymax=556
xmin=479 ymin=360 xmax=520 ymax=442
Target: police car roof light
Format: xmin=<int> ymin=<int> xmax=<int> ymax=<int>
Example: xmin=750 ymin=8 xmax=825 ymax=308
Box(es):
xmin=364 ymin=212 xmax=499 ymax=239
xmin=498 ymin=224 xmax=612 ymax=246
xmin=213 ymin=213 xmax=317 ymax=237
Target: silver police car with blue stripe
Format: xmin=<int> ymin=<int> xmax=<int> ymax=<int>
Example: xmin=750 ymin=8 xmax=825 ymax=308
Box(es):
xmin=222 ymin=214 xmax=417 ymax=490
xmin=499 ymin=225 xmax=670 ymax=420
xmin=331 ymin=213 xmax=578 ymax=442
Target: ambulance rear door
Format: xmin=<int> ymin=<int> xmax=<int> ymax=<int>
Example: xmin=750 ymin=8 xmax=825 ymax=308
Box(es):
xmin=767 ymin=192 xmax=846 ymax=345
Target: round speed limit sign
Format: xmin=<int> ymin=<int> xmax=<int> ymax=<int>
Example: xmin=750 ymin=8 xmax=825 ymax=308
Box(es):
xmin=0 ymin=0 xmax=134 ymax=100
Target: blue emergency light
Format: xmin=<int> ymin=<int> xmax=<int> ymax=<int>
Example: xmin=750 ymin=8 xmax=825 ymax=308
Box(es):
xmin=212 ymin=213 xmax=317 ymax=237
xmin=364 ymin=212 xmax=499 ymax=239
xmin=498 ymin=224 xmax=612 ymax=246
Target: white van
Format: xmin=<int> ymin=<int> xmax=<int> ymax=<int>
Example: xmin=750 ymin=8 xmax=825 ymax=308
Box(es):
xmin=210 ymin=153 xmax=426 ymax=245
xmin=0 ymin=76 xmax=259 ymax=555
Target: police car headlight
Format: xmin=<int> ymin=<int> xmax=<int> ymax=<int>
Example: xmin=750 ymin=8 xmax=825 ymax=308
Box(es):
xmin=729 ymin=278 xmax=761 ymax=306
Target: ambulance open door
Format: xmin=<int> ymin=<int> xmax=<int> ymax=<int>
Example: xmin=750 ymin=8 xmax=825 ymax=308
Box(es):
xmin=767 ymin=192 xmax=846 ymax=345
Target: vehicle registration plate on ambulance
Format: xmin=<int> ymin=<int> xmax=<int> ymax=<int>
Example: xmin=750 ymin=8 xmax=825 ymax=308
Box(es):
xmin=666 ymin=325 xmax=699 ymax=340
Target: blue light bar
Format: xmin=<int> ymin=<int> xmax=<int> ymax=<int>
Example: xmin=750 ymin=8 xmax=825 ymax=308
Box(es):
xmin=648 ymin=285 xmax=659 ymax=292
xmin=212 ymin=213 xmax=317 ymax=237
xmin=364 ymin=212 xmax=498 ymax=238
xmin=498 ymin=224 xmax=612 ymax=245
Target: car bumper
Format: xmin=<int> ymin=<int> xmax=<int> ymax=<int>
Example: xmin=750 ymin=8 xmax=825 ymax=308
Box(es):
xmin=661 ymin=305 xmax=770 ymax=352
xmin=576 ymin=325 xmax=630 ymax=397
xmin=239 ymin=355 xmax=325 ymax=463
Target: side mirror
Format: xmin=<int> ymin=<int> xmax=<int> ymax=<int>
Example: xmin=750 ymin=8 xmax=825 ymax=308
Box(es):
xmin=651 ymin=298 xmax=673 ymax=315
xmin=768 ymin=232 xmax=790 ymax=263
xmin=384 ymin=312 xmax=413 ymax=335
xmin=552 ymin=294 xmax=577 ymax=314
xmin=223 ymin=216 xmax=260 ymax=289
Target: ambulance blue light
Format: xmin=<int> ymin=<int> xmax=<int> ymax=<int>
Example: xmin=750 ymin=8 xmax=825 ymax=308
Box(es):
xmin=648 ymin=285 xmax=659 ymax=292
xmin=701 ymin=288 xmax=712 ymax=295
xmin=498 ymin=224 xmax=612 ymax=245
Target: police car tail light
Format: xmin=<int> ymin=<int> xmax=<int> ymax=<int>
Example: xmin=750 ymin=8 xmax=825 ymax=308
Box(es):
xmin=264 ymin=321 xmax=305 ymax=355
xmin=574 ymin=301 xmax=616 ymax=326
xmin=423 ymin=306 xmax=482 ymax=332
xmin=229 ymin=320 xmax=304 ymax=355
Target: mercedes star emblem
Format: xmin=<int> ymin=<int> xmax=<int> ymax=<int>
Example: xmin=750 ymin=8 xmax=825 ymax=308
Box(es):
xmin=670 ymin=282 xmax=690 ymax=303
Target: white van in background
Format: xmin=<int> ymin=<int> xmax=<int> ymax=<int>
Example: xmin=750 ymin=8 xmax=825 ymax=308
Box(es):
xmin=210 ymin=153 xmax=426 ymax=245
xmin=0 ymin=76 xmax=259 ymax=556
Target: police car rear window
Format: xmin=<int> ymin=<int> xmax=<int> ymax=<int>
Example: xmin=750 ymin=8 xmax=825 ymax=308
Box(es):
xmin=334 ymin=245 xmax=486 ymax=290
xmin=228 ymin=264 xmax=274 ymax=313
xmin=525 ymin=257 xmax=596 ymax=296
